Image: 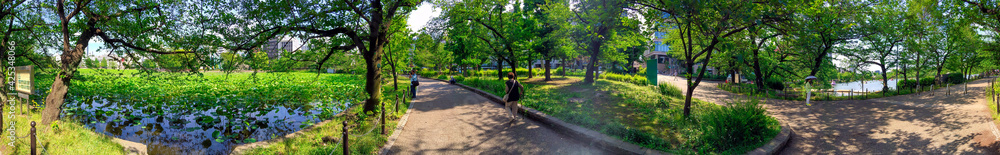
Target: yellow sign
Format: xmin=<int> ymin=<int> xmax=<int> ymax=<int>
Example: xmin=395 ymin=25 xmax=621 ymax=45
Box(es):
xmin=15 ymin=66 xmax=32 ymax=95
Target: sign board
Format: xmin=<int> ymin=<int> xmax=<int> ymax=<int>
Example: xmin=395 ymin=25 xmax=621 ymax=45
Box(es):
xmin=647 ymin=56 xmax=658 ymax=86
xmin=15 ymin=65 xmax=32 ymax=95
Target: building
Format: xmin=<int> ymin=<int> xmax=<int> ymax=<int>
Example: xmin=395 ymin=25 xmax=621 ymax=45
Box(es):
xmin=643 ymin=13 xmax=683 ymax=75
xmin=262 ymin=37 xmax=307 ymax=59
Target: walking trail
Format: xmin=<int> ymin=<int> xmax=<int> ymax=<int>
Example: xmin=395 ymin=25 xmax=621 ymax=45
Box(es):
xmin=659 ymin=74 xmax=1000 ymax=154
xmin=388 ymin=78 xmax=611 ymax=154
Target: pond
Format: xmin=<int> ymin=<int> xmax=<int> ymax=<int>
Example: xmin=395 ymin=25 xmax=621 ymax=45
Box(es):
xmin=61 ymin=96 xmax=347 ymax=155
xmin=833 ymin=79 xmax=899 ymax=96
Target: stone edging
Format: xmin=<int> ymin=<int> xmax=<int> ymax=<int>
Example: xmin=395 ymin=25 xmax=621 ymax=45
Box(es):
xmin=111 ymin=137 xmax=147 ymax=155
xmin=377 ymin=93 xmax=417 ymax=154
xmin=230 ymin=104 xmax=361 ymax=155
xmin=426 ymin=78 xmax=667 ymax=155
xmin=746 ymin=123 xmax=793 ymax=155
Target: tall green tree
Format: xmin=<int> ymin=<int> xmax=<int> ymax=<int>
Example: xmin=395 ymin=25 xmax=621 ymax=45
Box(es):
xmin=636 ymin=0 xmax=762 ymax=117
xmin=41 ymin=0 xmax=213 ymax=125
xmin=213 ymin=0 xmax=420 ymax=113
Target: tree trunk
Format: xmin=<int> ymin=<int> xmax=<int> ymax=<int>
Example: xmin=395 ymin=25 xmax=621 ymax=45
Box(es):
xmin=41 ymin=21 xmax=94 ymax=125
xmin=544 ymin=58 xmax=552 ymax=81
xmin=497 ymin=55 xmax=504 ymax=80
xmin=880 ymin=65 xmax=889 ymax=92
xmin=560 ymin=57 xmax=567 ymax=76
xmin=528 ymin=57 xmax=533 ymax=79
xmin=753 ymin=49 xmax=765 ymax=91
xmin=584 ymin=40 xmax=602 ymax=84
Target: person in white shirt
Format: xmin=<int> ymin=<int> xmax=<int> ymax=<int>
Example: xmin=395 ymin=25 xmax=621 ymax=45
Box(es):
xmin=410 ymin=70 xmax=419 ymax=98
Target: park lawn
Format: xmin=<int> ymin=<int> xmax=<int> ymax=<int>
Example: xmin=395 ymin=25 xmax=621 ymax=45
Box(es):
xmin=241 ymin=76 xmax=412 ymax=155
xmin=460 ymin=76 xmax=769 ymax=154
xmin=0 ymin=105 xmax=126 ymax=155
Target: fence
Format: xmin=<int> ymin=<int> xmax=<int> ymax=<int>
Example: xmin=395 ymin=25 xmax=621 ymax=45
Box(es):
xmin=332 ymin=91 xmax=404 ymax=155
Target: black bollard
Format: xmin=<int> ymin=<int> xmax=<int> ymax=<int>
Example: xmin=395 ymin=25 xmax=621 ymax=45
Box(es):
xmin=343 ymin=121 xmax=349 ymax=155
xmin=31 ymin=121 xmax=36 ymax=155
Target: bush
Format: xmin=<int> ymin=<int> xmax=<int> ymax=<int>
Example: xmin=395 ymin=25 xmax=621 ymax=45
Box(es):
xmin=945 ymin=73 xmax=965 ymax=84
xmin=453 ymin=75 xmax=465 ymax=82
xmin=418 ymin=70 xmax=437 ymax=78
xmin=899 ymin=77 xmax=938 ymax=89
xmin=436 ymin=74 xmax=447 ymax=80
xmin=658 ymin=83 xmax=683 ymax=98
xmin=600 ymin=73 xmax=649 ymax=86
xmin=700 ymin=99 xmax=780 ymax=153
xmin=764 ymin=78 xmax=785 ymax=90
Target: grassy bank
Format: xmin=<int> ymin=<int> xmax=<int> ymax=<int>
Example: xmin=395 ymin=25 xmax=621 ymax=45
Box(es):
xmin=0 ymin=105 xmax=126 ymax=155
xmin=240 ymin=77 xmax=411 ymax=155
xmin=458 ymin=76 xmax=779 ymax=154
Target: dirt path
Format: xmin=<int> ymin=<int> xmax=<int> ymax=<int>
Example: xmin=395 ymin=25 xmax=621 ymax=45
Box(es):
xmin=658 ymin=75 xmax=1000 ymax=154
xmin=388 ymin=78 xmax=611 ymax=154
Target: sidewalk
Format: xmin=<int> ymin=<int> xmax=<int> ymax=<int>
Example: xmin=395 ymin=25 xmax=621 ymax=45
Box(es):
xmin=387 ymin=78 xmax=611 ymax=154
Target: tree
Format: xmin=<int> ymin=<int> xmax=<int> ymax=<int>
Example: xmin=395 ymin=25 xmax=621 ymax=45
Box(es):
xmin=636 ymin=0 xmax=762 ymax=117
xmin=41 ymin=0 xmax=209 ymax=125
xmin=214 ymin=0 xmax=420 ymax=113
xmin=841 ymin=1 xmax=905 ymax=92
xmin=571 ymin=0 xmax=632 ymax=84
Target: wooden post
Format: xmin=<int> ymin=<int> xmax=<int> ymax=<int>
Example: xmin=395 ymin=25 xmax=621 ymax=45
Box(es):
xmin=395 ymin=95 xmax=400 ymax=113
xmin=381 ymin=101 xmax=386 ymax=135
xmin=31 ymin=121 xmax=36 ymax=155
xmin=947 ymin=84 xmax=950 ymax=96
xmin=850 ymin=89 xmax=853 ymax=100
xmin=343 ymin=121 xmax=349 ymax=155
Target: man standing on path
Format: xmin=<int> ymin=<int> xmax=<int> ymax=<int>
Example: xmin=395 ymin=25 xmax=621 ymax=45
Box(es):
xmin=504 ymin=72 xmax=525 ymax=123
xmin=411 ymin=69 xmax=420 ymax=99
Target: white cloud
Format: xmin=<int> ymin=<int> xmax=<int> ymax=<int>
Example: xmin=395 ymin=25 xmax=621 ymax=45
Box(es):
xmin=407 ymin=2 xmax=441 ymax=32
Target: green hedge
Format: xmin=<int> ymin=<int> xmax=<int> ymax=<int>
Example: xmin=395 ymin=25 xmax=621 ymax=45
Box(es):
xmin=945 ymin=73 xmax=965 ymax=84
xmin=600 ymin=73 xmax=650 ymax=86
xmin=898 ymin=77 xmax=936 ymax=89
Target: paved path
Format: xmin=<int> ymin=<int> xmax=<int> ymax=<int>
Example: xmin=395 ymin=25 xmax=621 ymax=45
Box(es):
xmin=388 ymin=78 xmax=611 ymax=154
xmin=658 ymin=74 xmax=1000 ymax=154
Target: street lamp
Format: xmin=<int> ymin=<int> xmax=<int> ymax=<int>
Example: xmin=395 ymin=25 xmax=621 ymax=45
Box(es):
xmin=410 ymin=36 xmax=416 ymax=70
xmin=805 ymin=76 xmax=817 ymax=106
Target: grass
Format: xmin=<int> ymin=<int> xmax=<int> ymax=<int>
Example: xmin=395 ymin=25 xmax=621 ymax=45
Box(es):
xmin=457 ymin=76 xmax=778 ymax=154
xmin=0 ymin=104 xmax=126 ymax=155
xmin=241 ymin=76 xmax=412 ymax=155
xmin=986 ymin=78 xmax=1000 ymax=123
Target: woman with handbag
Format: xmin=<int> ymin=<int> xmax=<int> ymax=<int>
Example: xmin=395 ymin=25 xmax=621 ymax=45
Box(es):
xmin=503 ymin=72 xmax=525 ymax=122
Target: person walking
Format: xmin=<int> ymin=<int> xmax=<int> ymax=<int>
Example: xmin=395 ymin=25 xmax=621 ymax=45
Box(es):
xmin=503 ymin=72 xmax=525 ymax=123
xmin=411 ymin=70 xmax=420 ymax=99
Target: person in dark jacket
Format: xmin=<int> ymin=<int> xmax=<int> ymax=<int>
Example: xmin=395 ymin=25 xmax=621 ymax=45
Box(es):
xmin=505 ymin=72 xmax=525 ymax=122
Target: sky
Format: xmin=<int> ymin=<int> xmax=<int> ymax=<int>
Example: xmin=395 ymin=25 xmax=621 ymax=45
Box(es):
xmin=407 ymin=2 xmax=442 ymax=32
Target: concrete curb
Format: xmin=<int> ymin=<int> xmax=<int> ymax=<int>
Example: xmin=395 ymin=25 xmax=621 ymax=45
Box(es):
xmin=111 ymin=137 xmax=147 ymax=155
xmin=378 ymin=93 xmax=417 ymax=155
xmin=428 ymin=78 xmax=668 ymax=155
xmin=746 ymin=123 xmax=793 ymax=155
xmin=230 ymin=104 xmax=361 ymax=155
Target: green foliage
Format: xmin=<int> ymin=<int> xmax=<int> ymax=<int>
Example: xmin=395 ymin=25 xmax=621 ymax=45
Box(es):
xmin=699 ymin=99 xmax=780 ymax=154
xmin=898 ymin=78 xmax=937 ymax=89
xmin=945 ymin=73 xmax=966 ymax=84
xmin=600 ymin=72 xmax=649 ymax=86
xmin=658 ymin=83 xmax=683 ymax=98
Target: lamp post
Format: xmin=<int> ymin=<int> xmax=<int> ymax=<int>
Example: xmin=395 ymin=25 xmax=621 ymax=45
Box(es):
xmin=805 ymin=76 xmax=817 ymax=106
xmin=410 ymin=36 xmax=416 ymax=69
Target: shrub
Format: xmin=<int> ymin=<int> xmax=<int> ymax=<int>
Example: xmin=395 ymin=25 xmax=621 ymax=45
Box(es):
xmin=453 ymin=75 xmax=465 ymax=82
xmin=898 ymin=77 xmax=939 ymax=89
xmin=945 ymin=73 xmax=965 ymax=84
xmin=764 ymin=78 xmax=785 ymax=90
xmin=436 ymin=74 xmax=447 ymax=80
xmin=658 ymin=83 xmax=683 ymax=98
xmin=700 ymin=99 xmax=780 ymax=153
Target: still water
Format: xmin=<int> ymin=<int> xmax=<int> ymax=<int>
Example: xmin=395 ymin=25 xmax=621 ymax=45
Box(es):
xmin=62 ymin=97 xmax=344 ymax=155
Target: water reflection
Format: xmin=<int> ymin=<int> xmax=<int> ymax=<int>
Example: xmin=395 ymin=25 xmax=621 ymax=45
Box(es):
xmin=61 ymin=97 xmax=346 ymax=155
